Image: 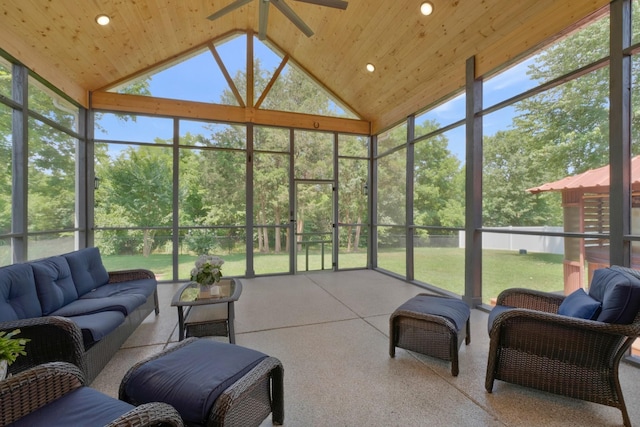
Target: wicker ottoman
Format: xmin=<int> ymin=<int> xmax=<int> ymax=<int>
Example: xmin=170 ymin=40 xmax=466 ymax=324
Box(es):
xmin=390 ymin=293 xmax=471 ymax=376
xmin=119 ymin=338 xmax=284 ymax=426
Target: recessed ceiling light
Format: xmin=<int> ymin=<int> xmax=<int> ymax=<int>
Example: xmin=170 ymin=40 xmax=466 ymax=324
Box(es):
xmin=420 ymin=2 xmax=434 ymax=16
xmin=96 ymin=14 xmax=111 ymax=26
xmin=366 ymin=63 xmax=375 ymax=72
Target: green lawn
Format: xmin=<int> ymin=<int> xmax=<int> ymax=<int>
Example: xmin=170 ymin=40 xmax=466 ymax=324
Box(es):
xmin=101 ymin=246 xmax=567 ymax=304
xmin=3 ymin=238 xmax=568 ymax=305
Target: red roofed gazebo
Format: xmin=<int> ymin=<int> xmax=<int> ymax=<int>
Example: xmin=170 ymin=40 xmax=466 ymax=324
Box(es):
xmin=527 ymin=156 xmax=640 ymax=294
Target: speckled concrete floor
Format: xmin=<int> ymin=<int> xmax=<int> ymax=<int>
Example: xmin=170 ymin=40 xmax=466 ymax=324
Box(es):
xmin=91 ymin=270 xmax=640 ymax=427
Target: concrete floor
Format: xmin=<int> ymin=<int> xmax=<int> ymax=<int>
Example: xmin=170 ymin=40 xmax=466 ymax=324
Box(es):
xmin=92 ymin=270 xmax=640 ymax=426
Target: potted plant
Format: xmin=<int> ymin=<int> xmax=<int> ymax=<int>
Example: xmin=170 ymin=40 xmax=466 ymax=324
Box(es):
xmin=190 ymin=255 xmax=224 ymax=298
xmin=0 ymin=329 xmax=29 ymax=379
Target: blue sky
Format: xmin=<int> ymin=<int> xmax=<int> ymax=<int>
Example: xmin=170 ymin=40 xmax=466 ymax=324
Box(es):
xmin=96 ymin=35 xmax=538 ymax=163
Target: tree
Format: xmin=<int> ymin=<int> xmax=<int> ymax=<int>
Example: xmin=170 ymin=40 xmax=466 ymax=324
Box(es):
xmin=95 ymin=145 xmax=173 ymax=256
xmin=216 ymin=60 xmax=341 ymax=254
xmin=483 ymin=130 xmax=562 ymax=227
xmin=481 ymin=14 xmax=626 ymax=227
xmin=413 ymin=119 xmax=465 ymax=229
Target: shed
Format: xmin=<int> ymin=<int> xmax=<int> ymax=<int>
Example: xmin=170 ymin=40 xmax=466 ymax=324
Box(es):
xmin=527 ymin=156 xmax=640 ymax=294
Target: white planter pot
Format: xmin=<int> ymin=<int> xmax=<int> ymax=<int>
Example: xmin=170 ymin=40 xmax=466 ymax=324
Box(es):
xmin=199 ymin=284 xmax=221 ymax=298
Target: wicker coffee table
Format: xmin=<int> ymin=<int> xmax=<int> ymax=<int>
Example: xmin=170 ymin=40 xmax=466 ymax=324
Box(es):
xmin=171 ymin=278 xmax=242 ymax=343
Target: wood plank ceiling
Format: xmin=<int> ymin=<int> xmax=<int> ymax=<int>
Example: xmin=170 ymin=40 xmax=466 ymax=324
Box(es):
xmin=0 ymin=0 xmax=608 ymax=134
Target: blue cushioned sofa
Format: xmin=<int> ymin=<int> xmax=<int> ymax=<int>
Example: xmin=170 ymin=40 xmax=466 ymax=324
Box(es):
xmin=0 ymin=247 xmax=159 ymax=383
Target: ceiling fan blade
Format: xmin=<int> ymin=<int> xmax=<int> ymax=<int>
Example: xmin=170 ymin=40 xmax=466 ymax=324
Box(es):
xmin=258 ymin=0 xmax=269 ymax=40
xmin=207 ymin=0 xmax=254 ymax=20
xmin=271 ymin=0 xmax=314 ymax=37
xmin=295 ymin=0 xmax=348 ymax=10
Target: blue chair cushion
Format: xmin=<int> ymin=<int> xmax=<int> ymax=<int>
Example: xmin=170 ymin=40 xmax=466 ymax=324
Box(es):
xmin=66 ymin=311 xmax=126 ymax=347
xmin=51 ymin=293 xmax=146 ymax=317
xmin=487 ymin=305 xmax=514 ymax=335
xmin=589 ymin=267 xmax=640 ymax=324
xmin=123 ymin=339 xmax=268 ymax=425
xmin=397 ymin=294 xmax=470 ymax=331
xmin=0 ymin=263 xmax=42 ymax=321
xmin=63 ymin=247 xmax=109 ymax=297
xmin=9 ymin=386 xmax=134 ymax=427
xmin=31 ymin=256 xmax=78 ymax=315
xmin=558 ymin=288 xmax=601 ymax=320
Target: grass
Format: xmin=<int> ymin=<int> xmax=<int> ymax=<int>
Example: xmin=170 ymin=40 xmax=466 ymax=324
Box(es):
xmin=101 ymin=246 xmax=566 ymax=304
xmin=3 ymin=237 xmax=568 ymax=305
xmin=101 ymin=249 xmax=369 ymax=280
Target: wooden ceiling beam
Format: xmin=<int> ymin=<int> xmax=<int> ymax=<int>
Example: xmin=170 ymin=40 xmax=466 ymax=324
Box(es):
xmin=91 ymin=91 xmax=370 ymax=134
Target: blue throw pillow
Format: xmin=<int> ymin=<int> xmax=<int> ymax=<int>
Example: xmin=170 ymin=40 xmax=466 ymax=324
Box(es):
xmin=558 ymin=288 xmax=601 ymax=320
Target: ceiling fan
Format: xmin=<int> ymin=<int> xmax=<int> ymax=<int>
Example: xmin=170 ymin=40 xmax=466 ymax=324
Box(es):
xmin=207 ymin=0 xmax=348 ymax=40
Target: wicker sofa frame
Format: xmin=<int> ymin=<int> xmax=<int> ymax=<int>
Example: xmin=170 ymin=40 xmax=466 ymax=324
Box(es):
xmin=0 ymin=362 xmax=183 ymax=427
xmin=0 ymin=268 xmax=159 ymax=384
xmin=119 ymin=338 xmax=285 ymax=426
xmin=486 ymin=287 xmax=640 ymax=427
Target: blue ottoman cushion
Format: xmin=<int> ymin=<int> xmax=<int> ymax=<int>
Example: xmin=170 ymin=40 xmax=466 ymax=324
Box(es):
xmin=124 ymin=339 xmax=268 ymax=425
xmin=397 ymin=294 xmax=470 ymax=331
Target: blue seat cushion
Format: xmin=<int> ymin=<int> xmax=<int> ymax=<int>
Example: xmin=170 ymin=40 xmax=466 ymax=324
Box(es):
xmin=487 ymin=305 xmax=514 ymax=335
xmin=558 ymin=288 xmax=601 ymax=320
xmin=66 ymin=311 xmax=126 ymax=347
xmin=51 ymin=293 xmax=146 ymax=317
xmin=10 ymin=386 xmax=134 ymax=427
xmin=63 ymin=247 xmax=109 ymax=297
xmin=31 ymin=256 xmax=78 ymax=315
xmin=396 ymin=294 xmax=470 ymax=331
xmin=124 ymin=339 xmax=268 ymax=425
xmin=82 ymin=278 xmax=156 ymax=299
xmin=0 ymin=263 xmax=42 ymax=321
xmin=589 ymin=267 xmax=640 ymax=324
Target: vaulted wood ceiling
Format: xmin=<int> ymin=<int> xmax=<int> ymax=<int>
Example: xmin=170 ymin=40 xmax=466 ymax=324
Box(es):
xmin=0 ymin=0 xmax=608 ymax=133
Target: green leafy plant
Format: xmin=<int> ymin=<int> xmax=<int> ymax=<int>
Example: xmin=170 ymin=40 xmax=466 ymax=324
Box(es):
xmin=190 ymin=255 xmax=224 ymax=285
xmin=0 ymin=329 xmax=29 ymax=365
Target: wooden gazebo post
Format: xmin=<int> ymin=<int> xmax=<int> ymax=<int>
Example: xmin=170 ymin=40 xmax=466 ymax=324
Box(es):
xmin=562 ymin=189 xmax=585 ymax=295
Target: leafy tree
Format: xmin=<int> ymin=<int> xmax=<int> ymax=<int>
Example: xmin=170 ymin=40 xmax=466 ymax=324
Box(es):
xmin=337 ymin=135 xmax=369 ymax=252
xmin=216 ymin=60 xmax=340 ymax=254
xmin=483 ymin=130 xmax=562 ymax=226
xmin=27 ymin=120 xmax=76 ymax=232
xmin=376 ymin=124 xmax=406 ymax=226
xmin=95 ymin=145 xmax=173 ymax=256
xmin=0 ymin=103 xmax=11 ymax=234
xmin=481 ymin=14 xmax=626 ymax=227
xmin=413 ymin=119 xmax=465 ymax=229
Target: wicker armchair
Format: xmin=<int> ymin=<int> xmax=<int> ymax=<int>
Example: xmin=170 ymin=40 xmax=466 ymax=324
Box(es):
xmin=0 ymin=316 xmax=86 ymax=378
xmin=486 ymin=285 xmax=640 ymax=427
xmin=0 ymin=362 xmax=183 ymax=427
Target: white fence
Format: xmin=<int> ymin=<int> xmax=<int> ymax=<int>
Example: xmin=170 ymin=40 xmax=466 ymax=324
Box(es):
xmin=458 ymin=226 xmax=564 ymax=255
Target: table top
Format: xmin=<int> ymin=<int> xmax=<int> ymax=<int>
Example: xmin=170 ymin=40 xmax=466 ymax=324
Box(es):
xmin=171 ymin=278 xmax=242 ymax=307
